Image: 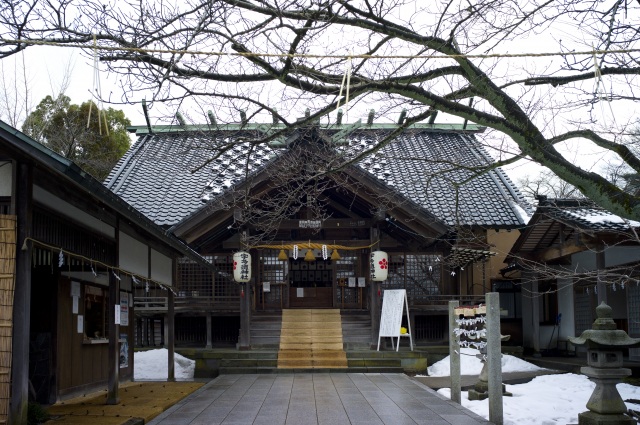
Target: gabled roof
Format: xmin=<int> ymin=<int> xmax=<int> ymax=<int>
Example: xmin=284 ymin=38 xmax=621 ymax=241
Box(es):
xmin=535 ymin=197 xmax=640 ymax=232
xmin=508 ymin=197 xmax=640 ymax=260
xmin=105 ymin=122 xmax=528 ymax=231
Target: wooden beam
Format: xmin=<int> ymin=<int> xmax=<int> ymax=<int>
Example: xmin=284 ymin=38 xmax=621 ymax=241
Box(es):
xmin=535 ymin=237 xmax=586 ymax=262
xmin=107 ymin=246 xmax=120 ymax=404
xmin=10 ymin=163 xmax=32 ymax=425
xmin=318 ymin=196 xmax=360 ymax=219
xmin=249 ymin=218 xmax=372 ymax=230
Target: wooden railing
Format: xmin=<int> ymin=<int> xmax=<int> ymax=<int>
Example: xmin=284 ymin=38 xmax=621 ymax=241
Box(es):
xmin=409 ymin=294 xmax=486 ymax=308
xmin=134 ymin=293 xmax=485 ymax=313
xmin=134 ymin=295 xmax=240 ymax=313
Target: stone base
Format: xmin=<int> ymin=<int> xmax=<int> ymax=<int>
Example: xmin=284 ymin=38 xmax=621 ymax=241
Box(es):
xmin=578 ymin=411 xmax=637 ymax=425
xmin=468 ymin=387 xmax=512 ymax=401
xmin=468 ymin=389 xmax=488 ymax=401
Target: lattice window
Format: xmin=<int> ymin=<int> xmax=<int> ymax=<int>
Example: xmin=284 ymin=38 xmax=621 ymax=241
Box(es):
xmin=211 ymin=255 xmax=240 ymax=299
xmin=257 ymin=250 xmax=288 ymax=306
xmin=177 ymin=256 xmax=213 ymax=297
xmin=335 ymin=255 xmax=358 ymax=280
xmin=335 ymin=255 xmax=360 ymax=305
xmin=258 ymin=250 xmax=288 ymax=284
xmin=32 ymin=208 xmax=115 ymax=265
xmin=574 ymin=288 xmax=594 ymax=336
xmin=382 ymin=253 xmax=441 ymax=303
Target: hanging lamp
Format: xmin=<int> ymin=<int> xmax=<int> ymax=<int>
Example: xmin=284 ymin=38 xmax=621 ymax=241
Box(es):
xmin=370 ymin=250 xmax=389 ymax=281
xmin=233 ymin=251 xmax=252 ymax=282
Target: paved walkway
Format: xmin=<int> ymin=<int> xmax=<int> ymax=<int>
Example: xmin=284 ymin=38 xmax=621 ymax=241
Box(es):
xmin=148 ymin=373 xmax=491 ymax=425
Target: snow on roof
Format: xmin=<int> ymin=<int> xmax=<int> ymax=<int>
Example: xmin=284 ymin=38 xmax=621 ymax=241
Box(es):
xmin=105 ymin=126 xmax=529 ymax=229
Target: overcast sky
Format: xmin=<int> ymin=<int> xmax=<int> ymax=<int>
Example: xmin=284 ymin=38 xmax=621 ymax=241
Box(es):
xmin=2 ymin=40 xmax=632 ymax=186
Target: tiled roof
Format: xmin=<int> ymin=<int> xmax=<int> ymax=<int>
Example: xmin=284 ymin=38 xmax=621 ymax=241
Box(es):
xmin=345 ymin=130 xmax=528 ymax=227
xmin=538 ymin=198 xmax=640 ymax=232
xmin=105 ymin=125 xmax=529 ymax=229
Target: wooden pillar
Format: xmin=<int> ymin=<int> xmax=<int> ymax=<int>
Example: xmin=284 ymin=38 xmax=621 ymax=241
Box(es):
xmin=107 ymin=271 xmax=120 ymax=405
xmin=9 ymin=163 xmax=32 ymax=425
xmin=150 ymin=318 xmax=155 ymax=345
xmin=167 ymin=289 xmax=175 ymax=382
xmin=238 ymin=280 xmax=251 ymax=349
xmin=143 ymin=318 xmax=148 ymax=346
xmin=370 ymin=281 xmax=380 ymax=349
xmin=206 ymin=313 xmax=212 ymax=349
xmin=531 ymin=276 xmax=541 ymax=357
xmin=136 ymin=317 xmax=143 ymax=347
xmin=161 ymin=316 xmax=167 ymax=348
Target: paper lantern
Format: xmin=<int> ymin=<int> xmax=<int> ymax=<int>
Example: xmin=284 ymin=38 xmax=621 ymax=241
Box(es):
xmin=233 ymin=251 xmax=251 ymax=282
xmin=370 ymin=250 xmax=388 ymax=281
xmin=278 ymin=249 xmax=288 ymax=261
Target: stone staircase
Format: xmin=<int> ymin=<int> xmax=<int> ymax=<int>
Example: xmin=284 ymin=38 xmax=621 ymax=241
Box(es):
xmin=341 ymin=311 xmax=373 ymax=349
xmin=248 ymin=312 xmax=282 ymax=348
xmin=181 ymin=309 xmax=428 ymax=375
xmin=277 ymin=309 xmax=348 ymax=369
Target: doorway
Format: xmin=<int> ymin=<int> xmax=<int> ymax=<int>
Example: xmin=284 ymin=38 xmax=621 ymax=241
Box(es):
xmin=289 ymin=258 xmax=333 ymax=308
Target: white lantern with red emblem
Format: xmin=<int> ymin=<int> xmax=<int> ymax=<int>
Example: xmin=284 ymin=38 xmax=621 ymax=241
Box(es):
xmin=233 ymin=251 xmax=251 ymax=283
xmin=370 ymin=250 xmax=388 ymax=281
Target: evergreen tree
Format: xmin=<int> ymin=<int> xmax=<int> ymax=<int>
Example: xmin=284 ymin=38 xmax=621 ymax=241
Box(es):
xmin=23 ymin=95 xmax=130 ymax=181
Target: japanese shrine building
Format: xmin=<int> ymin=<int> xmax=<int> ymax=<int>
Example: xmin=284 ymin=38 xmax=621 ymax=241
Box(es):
xmin=105 ymin=119 xmax=529 ymax=348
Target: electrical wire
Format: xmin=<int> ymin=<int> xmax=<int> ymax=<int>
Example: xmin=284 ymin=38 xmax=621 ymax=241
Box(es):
xmin=2 ymin=38 xmax=639 ymax=61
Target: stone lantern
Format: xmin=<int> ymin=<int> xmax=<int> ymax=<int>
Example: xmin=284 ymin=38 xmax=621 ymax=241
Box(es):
xmin=568 ymin=302 xmax=640 ymax=425
xmin=468 ymin=334 xmax=512 ymax=401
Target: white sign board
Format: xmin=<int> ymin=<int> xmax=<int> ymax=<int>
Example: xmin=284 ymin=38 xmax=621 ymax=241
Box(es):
xmin=377 ymin=289 xmax=413 ymax=351
xmin=120 ymin=291 xmax=129 ymax=326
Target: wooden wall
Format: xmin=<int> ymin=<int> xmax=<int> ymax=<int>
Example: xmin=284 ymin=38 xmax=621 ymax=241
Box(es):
xmin=0 ymin=215 xmax=16 ymax=423
xmin=55 ymin=277 xmax=133 ymax=399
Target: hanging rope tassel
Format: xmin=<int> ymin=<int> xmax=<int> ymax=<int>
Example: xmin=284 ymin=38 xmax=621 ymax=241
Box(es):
xmin=335 ymin=55 xmax=352 ymax=121
xmin=89 ymin=33 xmax=109 ymax=136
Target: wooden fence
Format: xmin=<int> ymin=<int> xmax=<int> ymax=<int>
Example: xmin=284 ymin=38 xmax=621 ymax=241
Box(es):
xmin=0 ymin=215 xmax=16 ymax=424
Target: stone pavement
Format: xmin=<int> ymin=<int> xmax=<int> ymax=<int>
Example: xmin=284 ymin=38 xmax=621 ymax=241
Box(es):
xmin=148 ymin=373 xmax=491 ymax=425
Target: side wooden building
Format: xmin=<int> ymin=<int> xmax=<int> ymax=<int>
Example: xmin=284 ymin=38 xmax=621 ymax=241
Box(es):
xmin=0 ymin=120 xmax=210 ymax=424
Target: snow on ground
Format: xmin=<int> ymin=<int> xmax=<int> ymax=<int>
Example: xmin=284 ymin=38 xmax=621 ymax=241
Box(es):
xmin=424 ymin=349 xmax=640 ymax=425
xmin=426 ymin=347 xmax=545 ymax=376
xmin=438 ymin=373 xmax=640 ymax=425
xmin=134 ymin=348 xmax=195 ymax=380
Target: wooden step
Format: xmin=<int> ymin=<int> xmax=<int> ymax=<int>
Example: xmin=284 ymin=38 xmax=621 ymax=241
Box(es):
xmin=277 ymin=309 xmax=348 ymax=368
xmin=281 ymin=326 xmax=342 ymax=334
xmin=280 ymin=335 xmax=343 ymax=344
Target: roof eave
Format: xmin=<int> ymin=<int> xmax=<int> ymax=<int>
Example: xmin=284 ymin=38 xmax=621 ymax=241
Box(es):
xmin=0 ymin=119 xmax=212 ymax=269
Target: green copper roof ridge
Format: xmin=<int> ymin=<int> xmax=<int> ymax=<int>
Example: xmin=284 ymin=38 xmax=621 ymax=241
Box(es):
xmin=127 ymin=122 xmax=485 ymax=135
